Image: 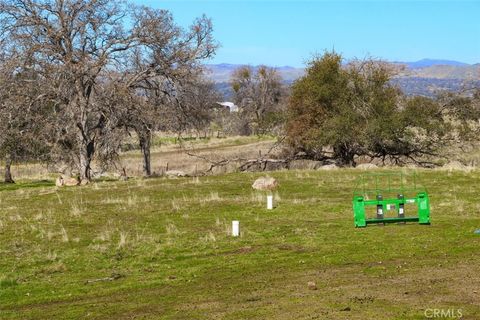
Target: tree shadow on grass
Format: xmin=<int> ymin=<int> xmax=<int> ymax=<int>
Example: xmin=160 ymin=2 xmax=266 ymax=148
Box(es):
xmin=0 ymin=180 xmax=54 ymax=192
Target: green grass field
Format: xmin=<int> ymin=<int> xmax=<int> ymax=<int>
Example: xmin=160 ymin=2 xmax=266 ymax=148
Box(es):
xmin=1 ymin=169 xmax=479 ymax=319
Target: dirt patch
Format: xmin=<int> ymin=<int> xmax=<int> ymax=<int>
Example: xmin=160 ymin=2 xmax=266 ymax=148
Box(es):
xmin=223 ymin=246 xmax=256 ymax=255
xmin=276 ymin=244 xmax=307 ymax=253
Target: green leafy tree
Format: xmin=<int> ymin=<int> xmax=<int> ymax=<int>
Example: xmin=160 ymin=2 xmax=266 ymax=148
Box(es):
xmin=286 ymin=52 xmax=451 ymax=166
xmin=287 ymin=52 xmax=365 ymax=165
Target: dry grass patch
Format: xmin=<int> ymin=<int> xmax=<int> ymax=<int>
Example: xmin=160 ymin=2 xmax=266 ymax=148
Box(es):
xmin=117 ymin=231 xmax=128 ymax=249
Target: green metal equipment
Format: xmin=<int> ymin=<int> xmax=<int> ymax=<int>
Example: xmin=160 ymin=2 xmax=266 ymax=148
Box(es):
xmin=353 ymin=172 xmax=431 ymax=228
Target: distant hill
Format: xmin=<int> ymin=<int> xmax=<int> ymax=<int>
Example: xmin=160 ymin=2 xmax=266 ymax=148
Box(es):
xmin=206 ymin=59 xmax=480 ymax=99
xmin=204 ymin=64 xmax=304 ymax=83
xmin=400 ymin=59 xmax=470 ymax=69
xmin=402 ymin=64 xmax=480 ymax=80
xmin=391 ymin=77 xmax=480 ymax=97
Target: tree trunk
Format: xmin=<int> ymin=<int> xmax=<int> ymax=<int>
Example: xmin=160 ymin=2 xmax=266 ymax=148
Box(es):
xmin=75 ymin=82 xmax=97 ymax=182
xmin=139 ymin=131 xmax=152 ymax=177
xmin=334 ymin=144 xmax=356 ymax=167
xmin=79 ymin=139 xmax=95 ymax=181
xmin=4 ymin=156 xmax=14 ymax=184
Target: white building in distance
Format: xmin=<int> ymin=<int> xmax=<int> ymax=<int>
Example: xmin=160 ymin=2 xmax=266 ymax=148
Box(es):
xmin=216 ymin=102 xmax=239 ymax=113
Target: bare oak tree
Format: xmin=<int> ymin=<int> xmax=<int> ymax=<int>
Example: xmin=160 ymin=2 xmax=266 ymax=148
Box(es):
xmin=0 ymin=0 xmax=217 ymax=180
xmin=117 ymin=8 xmax=217 ymax=176
xmin=176 ymin=75 xmax=223 ymax=137
xmin=0 ymin=54 xmax=51 ymax=183
xmin=231 ymin=66 xmax=284 ymax=135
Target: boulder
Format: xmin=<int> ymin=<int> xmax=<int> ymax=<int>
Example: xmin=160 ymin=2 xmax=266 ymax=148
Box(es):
xmin=55 ymin=176 xmax=64 ymax=187
xmin=56 ymin=176 xmax=80 ymax=187
xmin=307 ymin=281 xmax=317 ymax=290
xmin=240 ymin=160 xmax=288 ymax=172
xmin=289 ymin=160 xmax=322 ymax=170
xmin=166 ymin=170 xmax=187 ymax=177
xmin=441 ymin=161 xmax=472 ymax=172
xmin=356 ymin=163 xmax=378 ymax=170
xmin=252 ymin=176 xmax=278 ymax=191
xmin=64 ymin=177 xmax=80 ymax=186
xmin=317 ymin=164 xmax=338 ymax=170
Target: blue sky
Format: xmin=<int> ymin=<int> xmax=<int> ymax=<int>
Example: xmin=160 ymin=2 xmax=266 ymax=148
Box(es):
xmin=132 ymin=1 xmax=480 ymax=67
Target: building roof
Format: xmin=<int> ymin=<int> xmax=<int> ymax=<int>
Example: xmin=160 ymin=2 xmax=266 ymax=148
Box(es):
xmin=216 ymin=101 xmax=239 ymax=112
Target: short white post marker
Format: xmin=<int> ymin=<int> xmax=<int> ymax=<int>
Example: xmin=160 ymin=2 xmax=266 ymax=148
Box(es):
xmin=232 ymin=220 xmax=240 ymax=237
xmin=267 ymin=195 xmax=274 ymax=210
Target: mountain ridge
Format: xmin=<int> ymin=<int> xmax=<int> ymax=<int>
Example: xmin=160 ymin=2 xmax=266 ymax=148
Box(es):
xmin=205 ymin=59 xmax=480 ymax=83
xmin=205 ymin=59 xmax=480 ymax=99
xmin=400 ymin=59 xmax=470 ymax=69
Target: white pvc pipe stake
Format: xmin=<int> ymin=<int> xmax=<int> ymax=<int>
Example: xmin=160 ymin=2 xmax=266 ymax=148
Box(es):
xmin=232 ymin=220 xmax=240 ymax=237
xmin=267 ymin=195 xmax=274 ymax=210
